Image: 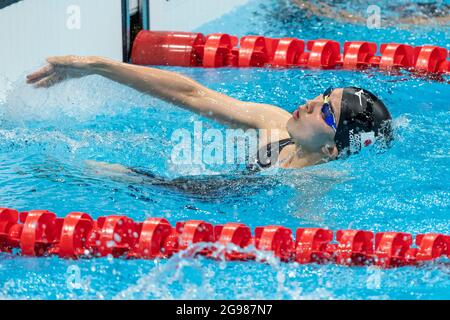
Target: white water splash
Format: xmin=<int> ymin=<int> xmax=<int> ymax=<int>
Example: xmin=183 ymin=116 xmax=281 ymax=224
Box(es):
xmin=0 ymin=74 xmax=158 ymax=124
xmin=113 ymin=242 xmax=287 ymax=300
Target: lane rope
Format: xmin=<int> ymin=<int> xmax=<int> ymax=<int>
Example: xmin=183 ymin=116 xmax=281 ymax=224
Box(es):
xmin=131 ymin=30 xmax=450 ymax=77
xmin=1 ymin=208 xmax=449 ymax=268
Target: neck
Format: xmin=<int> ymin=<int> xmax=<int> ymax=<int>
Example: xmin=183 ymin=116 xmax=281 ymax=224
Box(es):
xmin=283 ymin=143 xmax=328 ymax=168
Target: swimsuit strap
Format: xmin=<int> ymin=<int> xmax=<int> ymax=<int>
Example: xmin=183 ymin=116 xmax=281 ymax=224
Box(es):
xmin=255 ymin=138 xmax=295 ymax=168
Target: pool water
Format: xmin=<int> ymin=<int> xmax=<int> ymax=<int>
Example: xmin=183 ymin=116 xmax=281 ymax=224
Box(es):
xmin=0 ymin=0 xmax=449 ymax=299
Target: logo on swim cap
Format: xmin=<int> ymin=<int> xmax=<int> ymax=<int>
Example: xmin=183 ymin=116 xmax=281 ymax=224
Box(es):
xmin=349 ymin=129 xmax=375 ymax=153
xmin=354 ymin=89 xmax=364 ymax=106
xmin=360 ymin=131 xmax=375 ymax=147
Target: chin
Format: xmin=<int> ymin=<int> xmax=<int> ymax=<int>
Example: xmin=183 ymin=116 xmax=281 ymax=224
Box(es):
xmin=286 ymin=117 xmax=301 ymax=138
xmin=286 ymin=116 xmax=295 ymax=131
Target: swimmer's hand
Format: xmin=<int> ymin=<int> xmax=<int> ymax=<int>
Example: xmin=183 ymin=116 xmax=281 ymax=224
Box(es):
xmin=26 ymin=55 xmax=98 ymax=88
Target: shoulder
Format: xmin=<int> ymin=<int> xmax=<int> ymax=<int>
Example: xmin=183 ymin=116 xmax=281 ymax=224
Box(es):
xmin=238 ymin=102 xmax=292 ymax=130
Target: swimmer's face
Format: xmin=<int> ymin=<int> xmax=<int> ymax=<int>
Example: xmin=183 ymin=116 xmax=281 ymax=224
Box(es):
xmin=286 ymin=88 xmax=343 ymax=157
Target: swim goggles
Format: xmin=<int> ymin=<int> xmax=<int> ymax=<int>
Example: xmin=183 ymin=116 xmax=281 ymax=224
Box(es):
xmin=321 ymin=86 xmax=337 ymax=132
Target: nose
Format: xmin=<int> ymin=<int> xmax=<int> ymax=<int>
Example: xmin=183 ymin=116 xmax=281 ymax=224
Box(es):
xmin=305 ymin=102 xmax=315 ymax=114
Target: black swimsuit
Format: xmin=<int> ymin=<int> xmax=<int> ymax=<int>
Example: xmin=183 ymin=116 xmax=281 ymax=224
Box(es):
xmin=130 ymin=138 xmax=294 ymax=180
xmin=252 ymin=138 xmax=295 ymax=169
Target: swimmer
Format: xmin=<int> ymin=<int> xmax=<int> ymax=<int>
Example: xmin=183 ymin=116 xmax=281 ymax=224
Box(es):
xmin=292 ymin=0 xmax=450 ymax=27
xmin=26 ymin=55 xmax=393 ymax=174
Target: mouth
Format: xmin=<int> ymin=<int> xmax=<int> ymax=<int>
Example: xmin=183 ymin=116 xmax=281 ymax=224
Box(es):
xmin=292 ymin=107 xmax=300 ymax=120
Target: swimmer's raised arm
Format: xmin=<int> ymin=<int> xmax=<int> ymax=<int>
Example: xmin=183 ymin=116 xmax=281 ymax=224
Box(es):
xmin=26 ymin=55 xmax=291 ymax=130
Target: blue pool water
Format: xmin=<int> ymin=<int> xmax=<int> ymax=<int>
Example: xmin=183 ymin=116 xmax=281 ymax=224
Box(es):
xmin=0 ymin=0 xmax=449 ymax=299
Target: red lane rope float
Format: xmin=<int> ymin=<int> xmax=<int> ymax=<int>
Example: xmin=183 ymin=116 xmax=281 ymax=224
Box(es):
xmin=1 ymin=208 xmax=449 ymax=268
xmin=131 ymin=30 xmax=450 ymax=75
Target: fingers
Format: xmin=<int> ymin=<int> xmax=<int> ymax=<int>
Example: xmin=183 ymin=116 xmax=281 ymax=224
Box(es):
xmin=26 ymin=55 xmax=76 ymax=84
xmin=26 ymin=63 xmax=54 ymax=84
xmin=26 ymin=55 xmax=87 ymax=87
xmin=33 ymin=72 xmax=65 ymax=88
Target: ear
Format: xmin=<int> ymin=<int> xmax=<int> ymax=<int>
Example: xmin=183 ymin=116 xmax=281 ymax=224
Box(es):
xmin=321 ymin=143 xmax=339 ymax=160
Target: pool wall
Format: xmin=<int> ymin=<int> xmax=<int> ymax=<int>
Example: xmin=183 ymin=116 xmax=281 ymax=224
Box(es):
xmin=0 ymin=0 xmax=123 ymax=80
xmin=149 ymin=0 xmax=250 ymax=31
xmin=0 ymin=0 xmax=249 ymax=81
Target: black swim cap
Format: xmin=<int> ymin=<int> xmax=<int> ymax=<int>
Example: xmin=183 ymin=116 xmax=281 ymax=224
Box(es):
xmin=334 ymin=87 xmax=393 ymax=155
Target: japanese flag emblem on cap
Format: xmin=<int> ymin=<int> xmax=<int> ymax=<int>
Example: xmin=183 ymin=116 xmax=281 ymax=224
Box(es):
xmin=360 ymin=131 xmax=375 ymax=148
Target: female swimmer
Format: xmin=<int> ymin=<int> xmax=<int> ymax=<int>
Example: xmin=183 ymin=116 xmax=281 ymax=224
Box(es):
xmin=26 ymin=55 xmax=393 ymax=173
